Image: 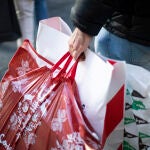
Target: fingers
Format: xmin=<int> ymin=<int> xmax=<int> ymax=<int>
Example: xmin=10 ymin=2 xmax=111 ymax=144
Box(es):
xmin=68 ymin=30 xmax=76 ymax=57
xmin=68 ymin=28 xmax=92 ymax=60
xmin=73 ymin=45 xmax=84 ymax=60
xmin=69 ymin=44 xmax=84 ymax=60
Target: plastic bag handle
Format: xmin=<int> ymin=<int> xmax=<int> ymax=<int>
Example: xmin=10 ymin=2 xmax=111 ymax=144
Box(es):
xmin=53 ymin=55 xmax=72 ymax=77
xmin=52 ymin=58 xmax=79 ymax=91
xmin=52 ymin=53 xmax=79 ymax=85
xmin=50 ymin=51 xmax=75 ymax=81
xmin=54 ymin=58 xmax=79 ymax=83
xmin=65 ymin=59 xmax=79 ymax=82
xmin=51 ymin=51 xmax=70 ymax=72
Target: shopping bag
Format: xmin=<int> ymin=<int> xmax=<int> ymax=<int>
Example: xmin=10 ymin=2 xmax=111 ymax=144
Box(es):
xmin=0 ymin=40 xmax=101 ymax=149
xmin=0 ymin=0 xmax=21 ymax=42
xmin=36 ymin=17 xmax=126 ymax=150
xmin=124 ymin=64 xmax=150 ymax=150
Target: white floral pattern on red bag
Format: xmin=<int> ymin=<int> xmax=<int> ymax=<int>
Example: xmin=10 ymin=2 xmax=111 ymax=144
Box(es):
xmin=51 ymin=109 xmax=67 ymax=132
xmin=16 ymin=60 xmax=31 ymax=76
xmin=0 ymin=134 xmax=13 ymax=150
xmin=11 ymin=78 xmax=28 ymax=93
xmin=51 ymin=132 xmax=84 ymax=150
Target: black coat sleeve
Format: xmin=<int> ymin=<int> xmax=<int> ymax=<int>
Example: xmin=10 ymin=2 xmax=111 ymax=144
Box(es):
xmin=70 ymin=0 xmax=135 ymax=36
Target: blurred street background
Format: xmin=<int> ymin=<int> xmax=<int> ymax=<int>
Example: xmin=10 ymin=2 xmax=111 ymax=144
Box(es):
xmin=0 ymin=0 xmax=75 ymax=79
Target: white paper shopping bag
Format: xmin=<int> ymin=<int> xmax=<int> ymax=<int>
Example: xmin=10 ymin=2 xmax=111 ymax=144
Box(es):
xmin=36 ymin=17 xmax=126 ymax=150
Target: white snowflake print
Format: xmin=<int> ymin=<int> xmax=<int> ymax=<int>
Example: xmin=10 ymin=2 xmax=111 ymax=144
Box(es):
xmin=51 ymin=109 xmax=67 ymax=132
xmin=30 ymin=101 xmax=39 ymax=113
xmin=32 ymin=111 xmax=41 ymax=122
xmin=16 ymin=60 xmax=31 ymax=76
xmin=0 ymin=134 xmax=13 ymax=150
xmin=66 ymin=132 xmax=83 ymax=145
xmin=51 ymin=132 xmax=84 ymax=150
xmin=23 ymin=94 xmax=34 ymax=102
xmin=8 ymin=93 xmax=33 ymax=137
xmin=24 ymin=132 xmax=37 ymax=147
xmin=10 ymin=113 xmax=18 ymax=130
xmin=23 ymin=111 xmax=42 ymax=148
xmin=11 ymin=78 xmax=28 ymax=93
xmin=51 ymin=132 xmax=101 ymax=150
xmin=51 ymin=118 xmax=62 ymax=132
xmin=22 ymin=101 xmax=29 ymax=113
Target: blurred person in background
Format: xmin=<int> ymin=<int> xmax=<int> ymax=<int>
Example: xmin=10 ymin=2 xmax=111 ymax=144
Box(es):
xmin=14 ymin=0 xmax=49 ymax=47
xmin=14 ymin=0 xmax=34 ymax=47
xmin=34 ymin=0 xmax=49 ymax=41
xmin=68 ymin=0 xmax=150 ymax=71
xmin=34 ymin=0 xmax=49 ymax=28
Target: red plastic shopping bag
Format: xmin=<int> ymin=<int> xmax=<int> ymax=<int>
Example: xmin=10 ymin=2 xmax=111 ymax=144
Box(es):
xmin=0 ymin=40 xmax=100 ymax=149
